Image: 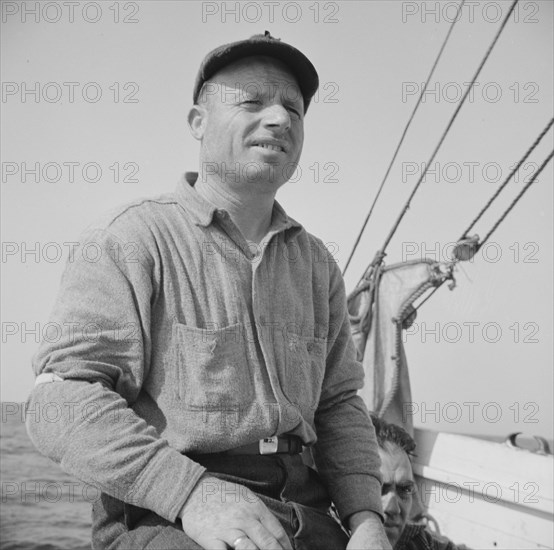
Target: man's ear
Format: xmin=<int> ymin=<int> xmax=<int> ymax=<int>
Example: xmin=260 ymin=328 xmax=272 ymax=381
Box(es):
xmin=188 ymin=105 xmax=207 ymax=140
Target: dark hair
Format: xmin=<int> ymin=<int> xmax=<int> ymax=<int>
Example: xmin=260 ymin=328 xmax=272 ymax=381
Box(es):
xmin=370 ymin=413 xmax=416 ymax=455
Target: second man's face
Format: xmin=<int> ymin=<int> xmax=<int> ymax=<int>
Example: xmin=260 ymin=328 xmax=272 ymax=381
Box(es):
xmin=196 ymin=55 xmax=305 ymax=193
xmin=379 ymin=442 xmax=415 ymax=548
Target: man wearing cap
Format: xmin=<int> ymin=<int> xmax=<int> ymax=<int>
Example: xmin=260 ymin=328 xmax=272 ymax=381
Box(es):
xmin=26 ymin=33 xmax=390 ymax=550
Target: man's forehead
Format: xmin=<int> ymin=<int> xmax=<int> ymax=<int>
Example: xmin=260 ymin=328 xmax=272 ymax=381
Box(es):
xmin=379 ymin=443 xmax=414 ymax=481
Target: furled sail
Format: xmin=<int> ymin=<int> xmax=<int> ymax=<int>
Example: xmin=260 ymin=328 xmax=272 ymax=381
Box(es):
xmin=348 ymin=259 xmax=454 ymax=433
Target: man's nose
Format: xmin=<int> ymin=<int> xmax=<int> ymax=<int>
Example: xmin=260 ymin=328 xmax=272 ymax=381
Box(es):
xmin=261 ymin=104 xmax=291 ymax=132
xmin=382 ymin=492 xmax=401 ymax=515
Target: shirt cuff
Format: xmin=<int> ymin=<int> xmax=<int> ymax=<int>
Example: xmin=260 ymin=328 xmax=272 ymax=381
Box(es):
xmin=128 ymin=446 xmax=207 ymax=522
xmin=332 ymin=474 xmax=384 ymax=524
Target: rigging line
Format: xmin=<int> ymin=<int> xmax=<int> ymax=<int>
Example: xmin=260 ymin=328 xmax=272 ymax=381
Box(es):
xmin=460 ymin=117 xmax=553 ymax=239
xmin=342 ymin=0 xmax=467 ymax=277
xmin=413 ymin=261 xmax=459 ymax=313
xmin=377 ymin=0 xmax=520 ymax=260
xmin=413 ymin=282 xmax=444 ymax=313
xmin=414 ymin=149 xmax=553 ymax=313
xmin=416 ymin=138 xmax=553 ymax=313
xmin=479 ymin=150 xmax=553 ymax=247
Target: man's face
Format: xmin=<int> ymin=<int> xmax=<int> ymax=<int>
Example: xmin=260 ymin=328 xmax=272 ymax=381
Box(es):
xmin=379 ymin=442 xmax=415 ymax=548
xmin=193 ymin=55 xmax=305 ymax=192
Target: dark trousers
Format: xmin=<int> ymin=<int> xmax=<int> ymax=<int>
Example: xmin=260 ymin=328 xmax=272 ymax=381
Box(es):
xmin=92 ymin=453 xmax=349 ymax=550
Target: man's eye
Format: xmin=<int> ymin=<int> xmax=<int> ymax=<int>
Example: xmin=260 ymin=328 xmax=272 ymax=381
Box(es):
xmin=242 ymin=100 xmax=261 ymax=105
xmin=398 ymin=484 xmax=415 ymax=497
xmin=286 ymin=106 xmax=301 ymax=118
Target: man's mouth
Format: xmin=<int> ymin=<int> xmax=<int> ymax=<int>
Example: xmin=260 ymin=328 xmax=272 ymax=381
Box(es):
xmin=251 ymin=142 xmax=286 ymax=153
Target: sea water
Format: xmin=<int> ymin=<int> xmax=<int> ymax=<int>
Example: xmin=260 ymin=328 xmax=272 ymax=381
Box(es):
xmin=1 ymin=414 xmax=90 ymax=550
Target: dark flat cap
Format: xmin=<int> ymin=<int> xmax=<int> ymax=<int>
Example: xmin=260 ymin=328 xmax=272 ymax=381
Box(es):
xmin=193 ymin=31 xmax=319 ymax=113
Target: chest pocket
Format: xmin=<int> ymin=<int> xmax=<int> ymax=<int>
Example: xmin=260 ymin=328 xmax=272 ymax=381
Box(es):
xmin=281 ymin=334 xmax=327 ymax=413
xmin=172 ymin=322 xmax=253 ymax=410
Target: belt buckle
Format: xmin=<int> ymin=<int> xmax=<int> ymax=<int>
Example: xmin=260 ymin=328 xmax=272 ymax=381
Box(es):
xmin=259 ymin=436 xmax=279 ymax=454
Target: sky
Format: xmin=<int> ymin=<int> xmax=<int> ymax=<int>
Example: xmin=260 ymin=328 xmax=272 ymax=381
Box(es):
xmin=1 ymin=0 xmax=553 ymax=443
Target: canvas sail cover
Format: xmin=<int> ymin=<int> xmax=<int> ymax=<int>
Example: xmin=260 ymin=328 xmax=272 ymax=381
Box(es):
xmin=348 ymin=259 xmax=453 ymax=433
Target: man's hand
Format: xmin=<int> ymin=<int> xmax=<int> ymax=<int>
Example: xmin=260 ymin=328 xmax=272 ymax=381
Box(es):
xmin=346 ymin=511 xmax=393 ymax=550
xmin=179 ymin=474 xmax=293 ymax=550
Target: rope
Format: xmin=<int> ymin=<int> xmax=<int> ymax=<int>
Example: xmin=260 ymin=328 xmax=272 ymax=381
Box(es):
xmin=480 ymin=150 xmax=553 ymax=246
xmin=461 ymin=117 xmax=553 ymax=239
xmin=342 ymin=0 xmax=466 ymax=277
xmin=378 ymin=0 xmax=520 ymax=258
xmin=413 ymin=282 xmax=444 ymax=312
xmin=413 ymin=127 xmax=553 ymax=313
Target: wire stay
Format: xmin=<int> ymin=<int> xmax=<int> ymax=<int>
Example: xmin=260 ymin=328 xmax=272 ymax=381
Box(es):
xmin=342 ymin=0 xmax=466 ymax=276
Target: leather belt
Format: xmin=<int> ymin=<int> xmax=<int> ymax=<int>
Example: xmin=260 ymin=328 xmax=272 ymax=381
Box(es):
xmin=224 ymin=435 xmax=303 ymax=455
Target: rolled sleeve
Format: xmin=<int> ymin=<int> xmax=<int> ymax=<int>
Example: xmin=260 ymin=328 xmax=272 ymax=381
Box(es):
xmin=26 ymin=226 xmax=205 ymax=521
